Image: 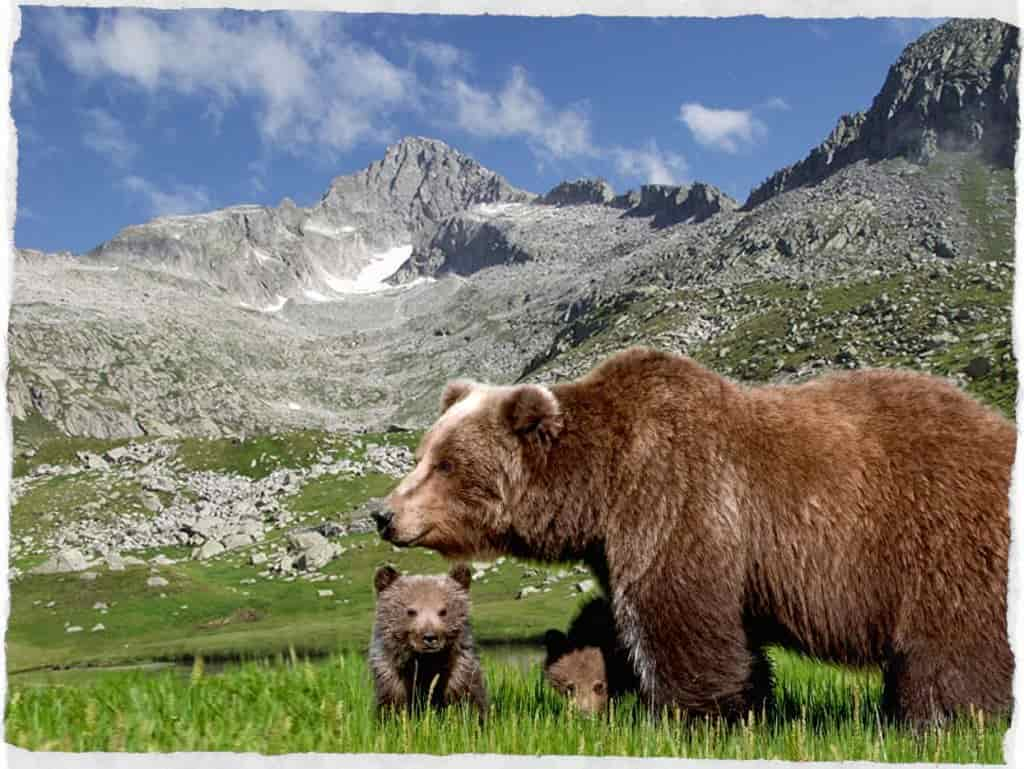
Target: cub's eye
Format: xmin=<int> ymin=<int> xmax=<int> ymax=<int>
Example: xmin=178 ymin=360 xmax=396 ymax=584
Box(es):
xmin=567 ymin=684 xmax=575 ymax=694
xmin=593 ymin=682 xmax=606 ymax=695
xmin=436 ymin=459 xmax=453 ymax=474
xmin=438 ymin=608 xmax=447 ymax=617
xmin=407 ymin=609 xmax=417 ymax=618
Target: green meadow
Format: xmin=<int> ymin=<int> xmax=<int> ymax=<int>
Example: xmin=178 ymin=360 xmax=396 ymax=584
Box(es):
xmin=6 ymin=649 xmax=1007 ymax=761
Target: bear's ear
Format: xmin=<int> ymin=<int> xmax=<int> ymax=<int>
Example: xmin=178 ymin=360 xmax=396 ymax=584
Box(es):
xmin=544 ymin=629 xmax=568 ymax=656
xmin=374 ymin=564 xmax=401 ymax=594
xmin=448 ymin=562 xmax=472 ymax=591
xmin=502 ymin=385 xmax=563 ymax=442
xmin=440 ymin=380 xmax=475 ymax=415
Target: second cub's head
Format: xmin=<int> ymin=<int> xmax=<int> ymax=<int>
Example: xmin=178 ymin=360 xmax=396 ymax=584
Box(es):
xmin=373 ymin=563 xmax=473 ymax=654
xmin=378 ymin=380 xmax=563 ymax=558
xmin=543 ymin=630 xmax=609 ymax=714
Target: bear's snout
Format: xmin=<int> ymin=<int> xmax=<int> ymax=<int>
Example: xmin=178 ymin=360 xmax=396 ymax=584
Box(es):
xmin=372 ymin=507 xmax=394 ymax=538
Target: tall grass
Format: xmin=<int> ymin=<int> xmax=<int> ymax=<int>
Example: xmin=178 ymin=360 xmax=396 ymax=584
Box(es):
xmin=5 ymin=650 xmax=1006 ymax=761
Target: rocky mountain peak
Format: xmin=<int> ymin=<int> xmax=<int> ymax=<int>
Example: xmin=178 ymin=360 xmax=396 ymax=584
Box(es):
xmin=83 ymin=137 xmax=533 ymax=307
xmin=746 ymin=18 xmax=1018 ymax=208
xmin=539 ymin=178 xmax=616 ymax=206
xmin=629 ymin=182 xmax=738 ymax=227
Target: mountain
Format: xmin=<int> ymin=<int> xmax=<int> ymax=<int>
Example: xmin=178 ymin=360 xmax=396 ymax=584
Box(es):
xmin=86 ymin=137 xmax=533 ymax=307
xmin=746 ymin=18 xmax=1018 ymax=207
xmin=8 ymin=19 xmax=1018 ymax=442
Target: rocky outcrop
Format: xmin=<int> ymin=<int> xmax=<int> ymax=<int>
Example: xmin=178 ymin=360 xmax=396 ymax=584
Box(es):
xmin=390 ymin=207 xmax=532 ymax=281
xmin=628 ymin=182 xmax=739 ymax=227
xmin=746 ymin=19 xmax=1019 ymax=207
xmin=539 ymin=178 xmax=615 ymax=206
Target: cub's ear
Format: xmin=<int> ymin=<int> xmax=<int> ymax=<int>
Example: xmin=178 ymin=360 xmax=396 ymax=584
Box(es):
xmin=544 ymin=629 xmax=569 ymax=657
xmin=448 ymin=562 xmax=472 ymax=591
xmin=374 ymin=564 xmax=401 ymax=594
xmin=502 ymin=385 xmax=563 ymax=442
xmin=440 ymin=380 xmax=476 ymax=415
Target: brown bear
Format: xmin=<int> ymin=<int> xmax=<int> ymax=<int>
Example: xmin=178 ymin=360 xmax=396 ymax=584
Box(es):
xmin=376 ymin=347 xmax=1015 ymax=725
xmin=369 ymin=563 xmax=488 ymax=720
xmin=543 ymin=596 xmax=641 ymax=713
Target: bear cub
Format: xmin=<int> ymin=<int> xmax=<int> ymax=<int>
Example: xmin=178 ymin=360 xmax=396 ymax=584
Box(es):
xmin=543 ymin=596 xmax=641 ymax=714
xmin=369 ymin=563 xmax=487 ymax=719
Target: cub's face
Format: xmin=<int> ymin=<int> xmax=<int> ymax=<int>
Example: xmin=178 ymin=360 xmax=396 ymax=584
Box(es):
xmin=379 ymin=380 xmax=562 ymax=559
xmin=374 ymin=564 xmax=472 ymax=654
xmin=543 ymin=630 xmax=609 ymax=714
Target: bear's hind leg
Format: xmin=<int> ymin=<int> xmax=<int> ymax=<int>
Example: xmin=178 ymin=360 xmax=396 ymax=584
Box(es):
xmin=882 ymin=643 xmax=1012 ymax=728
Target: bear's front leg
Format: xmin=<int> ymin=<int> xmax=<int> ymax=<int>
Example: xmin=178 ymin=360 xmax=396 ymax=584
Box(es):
xmin=615 ymin=576 xmax=771 ymax=721
xmin=373 ymin=667 xmax=409 ymax=718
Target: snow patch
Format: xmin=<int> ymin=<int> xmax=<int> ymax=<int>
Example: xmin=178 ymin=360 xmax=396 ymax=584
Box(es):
xmin=303 ymin=219 xmax=358 ymax=238
xmin=239 ymin=295 xmax=288 ymax=313
xmin=316 ymin=245 xmax=413 ymax=296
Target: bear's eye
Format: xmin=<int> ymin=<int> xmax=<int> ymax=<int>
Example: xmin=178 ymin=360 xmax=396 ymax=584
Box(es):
xmin=567 ymin=684 xmax=575 ymax=694
xmin=436 ymin=459 xmax=453 ymax=474
xmin=438 ymin=608 xmax=447 ymax=617
xmin=593 ymin=682 xmax=606 ymax=695
xmin=407 ymin=609 xmax=417 ymax=618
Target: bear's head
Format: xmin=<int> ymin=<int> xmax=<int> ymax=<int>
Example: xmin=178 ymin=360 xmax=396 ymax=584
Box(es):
xmin=373 ymin=563 xmax=473 ymax=654
xmin=378 ymin=380 xmax=563 ymax=559
xmin=543 ymin=630 xmax=609 ymax=714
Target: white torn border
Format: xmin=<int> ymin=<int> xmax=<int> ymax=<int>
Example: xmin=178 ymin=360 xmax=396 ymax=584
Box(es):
xmin=1 ymin=2 xmax=1021 ymax=769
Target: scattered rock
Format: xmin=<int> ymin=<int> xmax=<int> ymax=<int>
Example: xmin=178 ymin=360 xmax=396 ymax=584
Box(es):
xmin=146 ymin=576 xmax=169 ymax=588
xmin=31 ymin=548 xmax=89 ymax=575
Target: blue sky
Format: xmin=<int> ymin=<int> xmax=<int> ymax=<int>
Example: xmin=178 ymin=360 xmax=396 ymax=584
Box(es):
xmin=14 ymin=9 xmax=945 ymax=254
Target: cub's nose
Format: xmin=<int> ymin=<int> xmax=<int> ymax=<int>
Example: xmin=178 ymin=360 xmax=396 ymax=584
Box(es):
xmin=423 ymin=632 xmax=439 ymax=646
xmin=372 ymin=507 xmax=394 ymax=534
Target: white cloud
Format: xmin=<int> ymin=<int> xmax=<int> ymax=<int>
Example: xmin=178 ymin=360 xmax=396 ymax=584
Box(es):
xmin=122 ymin=175 xmax=211 ymax=218
xmin=12 ymin=46 xmax=45 ymax=107
xmin=678 ymin=102 xmax=767 ymax=154
xmin=81 ymin=108 xmax=139 ymax=167
xmin=759 ymin=97 xmax=790 ymax=111
xmin=44 ymin=9 xmax=410 ymax=155
xmin=612 ymin=141 xmax=688 ymax=185
xmin=449 ymin=66 xmax=594 ymax=159
xmin=407 ymin=39 xmax=469 ymax=74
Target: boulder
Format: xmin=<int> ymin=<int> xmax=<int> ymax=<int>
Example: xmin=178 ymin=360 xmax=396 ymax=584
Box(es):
xmin=31 ymin=548 xmax=89 ymax=575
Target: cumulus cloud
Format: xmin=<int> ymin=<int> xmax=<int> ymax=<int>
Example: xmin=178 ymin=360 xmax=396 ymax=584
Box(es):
xmin=122 ymin=175 xmax=211 ymax=218
xmin=406 ymin=38 xmax=469 ymax=74
xmin=759 ymin=96 xmax=790 ymax=111
xmin=612 ymin=141 xmax=688 ymax=185
xmin=12 ymin=46 xmax=45 ymax=106
xmin=37 ymin=9 xmax=683 ymax=183
xmin=449 ymin=66 xmax=594 ymax=159
xmin=43 ymin=9 xmax=410 ymax=155
xmin=678 ymin=102 xmax=767 ymax=153
xmin=81 ymin=108 xmax=139 ymax=166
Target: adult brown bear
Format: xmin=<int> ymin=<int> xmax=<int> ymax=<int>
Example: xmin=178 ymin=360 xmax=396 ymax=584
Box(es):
xmin=376 ymin=347 xmax=1015 ymax=724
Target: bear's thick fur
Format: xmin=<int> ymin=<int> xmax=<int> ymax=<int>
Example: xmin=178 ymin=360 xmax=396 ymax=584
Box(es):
xmin=369 ymin=563 xmax=487 ymax=719
xmin=544 ymin=596 xmax=641 ymax=713
xmin=381 ymin=348 xmax=1015 ymax=724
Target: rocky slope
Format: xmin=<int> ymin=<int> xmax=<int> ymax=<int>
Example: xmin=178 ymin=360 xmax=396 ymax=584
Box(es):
xmin=7 ymin=18 xmax=1018 ymax=442
xmin=746 ymin=18 xmax=1019 ymax=207
xmin=87 ymin=137 xmax=532 ymax=307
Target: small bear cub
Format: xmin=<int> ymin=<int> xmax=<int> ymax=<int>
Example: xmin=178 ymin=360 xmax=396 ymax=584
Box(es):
xmin=543 ymin=596 xmax=640 ymax=714
xmin=369 ymin=562 xmax=487 ymax=719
